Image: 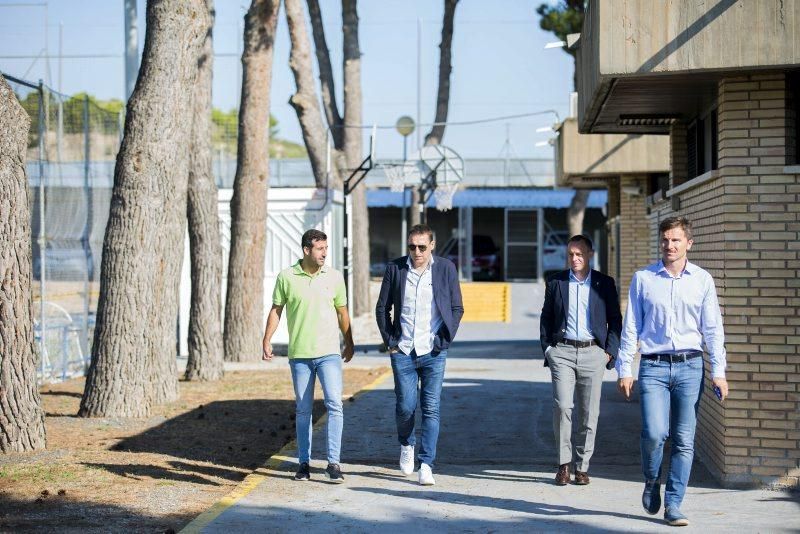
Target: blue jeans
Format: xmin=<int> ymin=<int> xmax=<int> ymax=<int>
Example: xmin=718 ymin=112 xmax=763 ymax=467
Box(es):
xmin=638 ymin=356 xmax=704 ymax=510
xmin=289 ymin=354 xmax=343 ymax=465
xmin=391 ymin=350 xmax=447 ymax=468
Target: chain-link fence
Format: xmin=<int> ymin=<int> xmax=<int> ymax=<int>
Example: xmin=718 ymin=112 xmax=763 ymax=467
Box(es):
xmin=5 ymin=73 xmax=122 ymax=384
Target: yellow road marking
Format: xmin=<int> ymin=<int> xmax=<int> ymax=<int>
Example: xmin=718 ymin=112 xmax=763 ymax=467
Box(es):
xmin=179 ymin=367 xmax=393 ymax=533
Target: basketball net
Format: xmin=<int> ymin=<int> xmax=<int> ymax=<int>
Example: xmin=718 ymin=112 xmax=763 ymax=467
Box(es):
xmin=433 ymin=182 xmax=459 ymax=211
xmin=384 ymin=165 xmax=406 ymax=193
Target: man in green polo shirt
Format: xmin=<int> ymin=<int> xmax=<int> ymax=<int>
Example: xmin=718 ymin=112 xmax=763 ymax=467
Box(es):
xmin=262 ymin=229 xmax=354 ymax=483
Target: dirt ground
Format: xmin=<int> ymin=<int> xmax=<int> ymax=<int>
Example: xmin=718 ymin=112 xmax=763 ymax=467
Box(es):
xmin=0 ymin=365 xmax=387 ymax=533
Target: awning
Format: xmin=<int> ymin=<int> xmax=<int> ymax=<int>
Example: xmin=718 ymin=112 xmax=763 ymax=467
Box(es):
xmin=367 ymin=188 xmax=607 ymax=209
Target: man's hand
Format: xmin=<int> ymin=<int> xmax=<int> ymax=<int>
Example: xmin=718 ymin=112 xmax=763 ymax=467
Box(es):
xmin=342 ymin=340 xmax=354 ymax=363
xmin=618 ymin=377 xmax=634 ymax=401
xmin=606 ymin=353 xmax=612 ymax=363
xmin=712 ymin=377 xmax=729 ymax=401
xmin=262 ymin=339 xmax=273 ymax=361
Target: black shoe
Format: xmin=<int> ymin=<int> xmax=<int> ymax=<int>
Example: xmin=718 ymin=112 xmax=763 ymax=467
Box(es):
xmin=325 ymin=463 xmax=345 ymax=483
xmin=294 ymin=462 xmax=310 ymax=481
xmin=642 ymin=479 xmax=662 ymax=515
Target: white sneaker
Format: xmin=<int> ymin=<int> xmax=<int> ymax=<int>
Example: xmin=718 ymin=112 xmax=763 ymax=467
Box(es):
xmin=399 ymin=445 xmax=415 ymax=476
xmin=418 ymin=463 xmax=435 ymax=486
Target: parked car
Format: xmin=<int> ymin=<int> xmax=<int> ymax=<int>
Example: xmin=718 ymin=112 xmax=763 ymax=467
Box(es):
xmin=440 ymin=234 xmax=502 ymax=281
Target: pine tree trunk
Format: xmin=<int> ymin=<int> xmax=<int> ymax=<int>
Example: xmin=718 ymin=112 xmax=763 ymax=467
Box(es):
xmin=223 ymin=0 xmax=280 ymax=362
xmin=185 ymin=0 xmax=223 ymax=381
xmin=567 ymin=189 xmax=590 ymax=238
xmin=342 ymin=0 xmax=370 ymax=317
xmin=79 ymin=0 xmax=209 ymax=417
xmin=0 ymin=75 xmax=46 ymax=452
xmin=424 ymin=0 xmax=458 ymax=146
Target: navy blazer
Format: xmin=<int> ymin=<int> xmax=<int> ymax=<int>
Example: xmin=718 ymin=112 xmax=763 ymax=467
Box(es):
xmin=539 ymin=269 xmax=622 ymax=369
xmin=375 ymin=255 xmax=464 ymax=353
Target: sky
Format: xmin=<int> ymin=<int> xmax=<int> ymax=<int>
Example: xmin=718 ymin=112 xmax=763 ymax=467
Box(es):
xmin=0 ymin=0 xmax=575 ymax=159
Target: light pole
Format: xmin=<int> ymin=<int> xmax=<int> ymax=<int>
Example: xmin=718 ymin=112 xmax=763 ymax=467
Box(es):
xmin=395 ymin=116 xmax=415 ymax=252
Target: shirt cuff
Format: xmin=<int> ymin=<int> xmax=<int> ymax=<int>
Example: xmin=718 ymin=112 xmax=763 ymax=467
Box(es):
xmin=615 ymin=358 xmax=633 ymax=378
xmin=711 ymin=362 xmax=726 ymax=379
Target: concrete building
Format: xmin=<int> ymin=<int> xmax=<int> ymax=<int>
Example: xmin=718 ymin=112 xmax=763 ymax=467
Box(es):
xmin=574 ymin=0 xmax=800 ymax=487
xmin=555 ymin=114 xmax=669 ymax=308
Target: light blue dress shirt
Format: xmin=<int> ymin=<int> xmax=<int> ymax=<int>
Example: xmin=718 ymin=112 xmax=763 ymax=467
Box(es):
xmin=566 ymin=270 xmax=593 ymax=342
xmin=398 ymin=256 xmax=443 ymax=355
xmin=616 ymin=260 xmax=727 ymax=379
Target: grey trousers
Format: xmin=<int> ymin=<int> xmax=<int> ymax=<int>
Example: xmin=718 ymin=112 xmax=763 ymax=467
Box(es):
xmin=546 ymin=342 xmax=607 ymax=472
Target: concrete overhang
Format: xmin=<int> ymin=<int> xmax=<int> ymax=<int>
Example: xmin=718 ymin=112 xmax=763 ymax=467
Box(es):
xmin=577 ymin=0 xmax=800 ymax=134
xmin=554 ymin=118 xmax=669 ymax=188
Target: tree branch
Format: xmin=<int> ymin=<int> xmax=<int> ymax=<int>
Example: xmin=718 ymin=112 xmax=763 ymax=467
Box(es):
xmin=307 ymin=0 xmax=343 ymax=148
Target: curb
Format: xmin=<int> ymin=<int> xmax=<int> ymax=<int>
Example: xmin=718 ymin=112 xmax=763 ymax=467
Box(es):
xmin=179 ymin=368 xmax=393 ymax=533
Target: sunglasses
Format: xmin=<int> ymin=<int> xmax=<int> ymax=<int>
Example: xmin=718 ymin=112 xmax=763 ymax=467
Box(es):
xmin=407 ymin=244 xmax=428 ymax=252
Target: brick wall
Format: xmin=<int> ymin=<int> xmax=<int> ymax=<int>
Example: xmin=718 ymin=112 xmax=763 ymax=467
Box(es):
xmin=648 ymin=73 xmax=800 ymax=487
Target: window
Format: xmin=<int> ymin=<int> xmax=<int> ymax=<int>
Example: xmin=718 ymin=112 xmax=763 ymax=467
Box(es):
xmin=686 ymin=108 xmax=718 ymax=179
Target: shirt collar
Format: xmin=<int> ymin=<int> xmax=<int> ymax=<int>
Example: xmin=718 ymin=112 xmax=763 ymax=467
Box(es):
xmin=293 ymin=259 xmax=328 ymax=277
xmin=406 ymin=255 xmax=434 ymax=271
xmin=569 ymin=269 xmax=591 ymax=284
xmin=656 ymin=259 xmax=695 ymax=276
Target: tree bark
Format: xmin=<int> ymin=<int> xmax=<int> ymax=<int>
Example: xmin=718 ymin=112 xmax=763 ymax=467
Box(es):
xmin=424 ymin=0 xmax=459 ymax=146
xmin=567 ymin=189 xmax=590 ymax=238
xmin=286 ymin=0 xmax=334 ymax=189
xmin=342 ymin=0 xmax=370 ymax=317
xmin=185 ymin=0 xmax=223 ymax=381
xmin=79 ymin=0 xmax=208 ymax=417
xmin=0 ymin=75 xmax=46 ymax=452
xmin=223 ymin=0 xmax=280 ymax=362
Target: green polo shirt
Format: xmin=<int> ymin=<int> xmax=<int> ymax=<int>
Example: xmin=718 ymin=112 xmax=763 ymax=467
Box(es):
xmin=272 ymin=260 xmax=347 ymax=359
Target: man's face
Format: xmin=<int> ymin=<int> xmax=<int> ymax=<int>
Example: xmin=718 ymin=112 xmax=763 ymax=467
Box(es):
xmin=567 ymin=242 xmax=593 ymax=275
xmin=407 ymin=233 xmax=434 ymax=269
xmin=660 ymin=227 xmax=693 ymax=264
xmin=304 ymin=239 xmax=328 ymax=267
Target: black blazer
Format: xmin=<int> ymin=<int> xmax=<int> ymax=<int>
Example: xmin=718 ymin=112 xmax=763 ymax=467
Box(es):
xmin=375 ymin=255 xmax=464 ymax=353
xmin=539 ymin=269 xmax=622 ymax=369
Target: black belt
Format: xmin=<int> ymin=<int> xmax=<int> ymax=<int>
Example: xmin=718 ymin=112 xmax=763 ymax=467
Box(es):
xmin=563 ymin=339 xmax=596 ymax=348
xmin=641 ymin=351 xmax=702 ymax=363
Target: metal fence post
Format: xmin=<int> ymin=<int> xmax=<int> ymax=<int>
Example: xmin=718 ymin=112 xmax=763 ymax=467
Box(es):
xmin=37 ymin=80 xmax=47 ymax=377
xmin=81 ymin=94 xmax=91 ymax=361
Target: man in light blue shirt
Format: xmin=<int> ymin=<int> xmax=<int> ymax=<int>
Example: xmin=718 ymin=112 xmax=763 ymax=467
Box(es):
xmin=617 ymin=216 xmax=729 ymax=527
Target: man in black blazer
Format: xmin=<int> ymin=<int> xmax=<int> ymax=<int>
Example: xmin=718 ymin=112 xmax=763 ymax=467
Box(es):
xmin=540 ymin=234 xmax=621 ymax=486
xmin=375 ymin=224 xmax=464 ymax=486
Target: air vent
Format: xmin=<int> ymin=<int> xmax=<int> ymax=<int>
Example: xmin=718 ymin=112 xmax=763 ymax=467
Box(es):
xmin=617 ymin=115 xmax=679 ymax=127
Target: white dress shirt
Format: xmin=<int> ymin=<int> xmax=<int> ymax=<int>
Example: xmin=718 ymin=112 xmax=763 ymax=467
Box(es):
xmin=616 ymin=260 xmax=726 ymax=379
xmin=398 ymin=257 xmax=443 ymax=355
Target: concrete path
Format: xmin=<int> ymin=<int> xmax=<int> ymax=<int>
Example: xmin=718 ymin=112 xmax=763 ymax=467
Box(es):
xmin=184 ymin=336 xmax=800 ymax=533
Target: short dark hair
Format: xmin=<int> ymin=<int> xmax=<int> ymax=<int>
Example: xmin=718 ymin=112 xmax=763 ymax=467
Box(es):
xmin=659 ymin=216 xmax=693 ymax=240
xmin=568 ymin=234 xmax=593 ymax=251
xmin=301 ymin=229 xmax=327 ymax=250
xmin=408 ymin=224 xmax=434 ymax=242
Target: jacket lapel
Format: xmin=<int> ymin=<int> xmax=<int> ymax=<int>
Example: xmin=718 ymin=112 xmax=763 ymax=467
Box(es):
xmin=398 ymin=258 xmax=409 ymax=306
xmin=589 ymin=269 xmax=601 ymax=327
xmin=558 ymin=272 xmax=569 ymax=316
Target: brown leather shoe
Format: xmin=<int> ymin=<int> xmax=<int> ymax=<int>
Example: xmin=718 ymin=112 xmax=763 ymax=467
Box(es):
xmin=574 ymin=471 xmax=590 ymax=485
xmin=555 ymin=463 xmax=570 ymax=486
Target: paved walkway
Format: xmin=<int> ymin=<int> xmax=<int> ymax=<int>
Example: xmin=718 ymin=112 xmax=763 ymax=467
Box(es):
xmin=183 ymin=284 xmax=799 ymax=532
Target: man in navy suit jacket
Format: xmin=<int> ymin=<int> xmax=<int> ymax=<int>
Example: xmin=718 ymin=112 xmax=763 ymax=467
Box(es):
xmin=376 ymin=224 xmax=464 ymax=486
xmin=539 ymin=235 xmax=621 ymax=486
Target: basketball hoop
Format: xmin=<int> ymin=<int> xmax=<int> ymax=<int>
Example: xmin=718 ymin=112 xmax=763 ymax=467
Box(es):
xmin=379 ymin=161 xmax=421 ymax=193
xmin=433 ymin=182 xmax=459 ymax=211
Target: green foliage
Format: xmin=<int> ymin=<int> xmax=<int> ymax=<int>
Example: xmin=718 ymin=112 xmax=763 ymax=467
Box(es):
xmin=211 ymin=107 xmax=306 ymax=158
xmin=536 ymin=0 xmax=585 ymax=55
